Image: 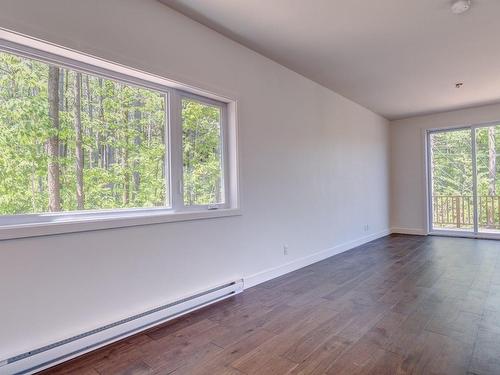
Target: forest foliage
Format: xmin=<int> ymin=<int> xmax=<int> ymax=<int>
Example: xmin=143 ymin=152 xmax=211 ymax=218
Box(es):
xmin=431 ymin=127 xmax=499 ymax=227
xmin=431 ymin=128 xmax=498 ymax=197
xmin=0 ymin=51 xmax=223 ymax=216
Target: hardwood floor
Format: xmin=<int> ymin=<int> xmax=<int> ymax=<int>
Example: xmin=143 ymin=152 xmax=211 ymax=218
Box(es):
xmin=40 ymin=234 xmax=500 ymax=374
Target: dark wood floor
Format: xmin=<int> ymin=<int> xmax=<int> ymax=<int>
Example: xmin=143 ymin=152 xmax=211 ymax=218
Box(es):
xmin=41 ymin=234 xmax=500 ymax=375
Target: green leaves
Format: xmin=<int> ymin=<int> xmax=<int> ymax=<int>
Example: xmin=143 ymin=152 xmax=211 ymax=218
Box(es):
xmin=182 ymin=98 xmax=223 ymax=205
xmin=0 ymin=51 xmax=168 ymax=214
xmin=0 ymin=50 xmax=226 ymax=215
xmin=431 ymin=126 xmax=500 ymax=227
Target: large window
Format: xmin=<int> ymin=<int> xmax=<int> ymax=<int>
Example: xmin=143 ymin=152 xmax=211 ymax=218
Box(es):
xmin=0 ymin=38 xmax=236 ymax=236
xmin=0 ymin=52 xmax=168 ymax=214
xmin=428 ymin=124 xmax=500 ymax=237
xmin=182 ymin=97 xmax=225 ymax=206
xmin=429 ymin=128 xmax=473 ymax=232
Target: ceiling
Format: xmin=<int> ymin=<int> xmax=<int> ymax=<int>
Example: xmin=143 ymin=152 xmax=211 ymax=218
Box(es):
xmin=160 ymin=0 xmax=500 ymax=120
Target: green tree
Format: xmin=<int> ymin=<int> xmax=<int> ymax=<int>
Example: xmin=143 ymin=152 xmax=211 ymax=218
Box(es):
xmin=182 ymin=99 xmax=223 ymax=205
xmin=0 ymin=51 xmax=168 ymax=215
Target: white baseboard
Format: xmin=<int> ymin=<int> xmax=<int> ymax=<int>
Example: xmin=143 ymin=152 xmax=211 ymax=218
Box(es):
xmin=1 ymin=227 xmax=415 ymax=374
xmin=390 ymin=227 xmax=428 ymax=236
xmin=0 ymin=280 xmax=243 ymax=375
xmin=244 ymin=229 xmax=391 ymax=288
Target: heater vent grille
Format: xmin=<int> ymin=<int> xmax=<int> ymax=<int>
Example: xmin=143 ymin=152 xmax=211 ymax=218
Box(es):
xmin=2 ymin=280 xmax=243 ymax=375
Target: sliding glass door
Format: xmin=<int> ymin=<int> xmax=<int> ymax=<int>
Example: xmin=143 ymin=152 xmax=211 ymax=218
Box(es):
xmin=428 ymin=124 xmax=500 ymax=237
xmin=475 ymin=125 xmax=500 ymax=234
xmin=429 ymin=128 xmax=474 ymax=233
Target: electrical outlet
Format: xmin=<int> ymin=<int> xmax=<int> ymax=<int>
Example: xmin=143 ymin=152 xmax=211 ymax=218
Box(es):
xmin=283 ymin=244 xmax=289 ymax=256
xmin=363 ymin=224 xmax=369 ymax=232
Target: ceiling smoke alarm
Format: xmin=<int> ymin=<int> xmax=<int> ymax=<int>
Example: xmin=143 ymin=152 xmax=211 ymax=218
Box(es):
xmin=451 ymin=0 xmax=471 ymax=14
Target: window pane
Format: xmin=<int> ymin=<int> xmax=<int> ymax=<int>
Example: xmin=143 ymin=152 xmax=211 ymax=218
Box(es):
xmin=0 ymin=51 xmax=168 ymax=215
xmin=182 ymin=98 xmax=224 ymax=206
xmin=430 ymin=129 xmax=473 ymax=231
xmin=475 ymin=125 xmax=500 ymax=234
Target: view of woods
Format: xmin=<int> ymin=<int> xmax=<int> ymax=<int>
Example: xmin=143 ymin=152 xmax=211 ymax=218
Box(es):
xmin=181 ymin=98 xmax=224 ymax=206
xmin=0 ymin=50 xmax=223 ymax=216
xmin=430 ymin=126 xmax=500 ymax=230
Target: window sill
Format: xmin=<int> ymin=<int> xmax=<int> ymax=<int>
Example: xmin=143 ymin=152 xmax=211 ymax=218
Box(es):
xmin=0 ymin=208 xmax=242 ymax=241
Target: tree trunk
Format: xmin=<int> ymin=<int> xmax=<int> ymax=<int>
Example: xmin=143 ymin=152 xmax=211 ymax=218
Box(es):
xmin=58 ymin=69 xmax=66 ymax=162
xmin=488 ymin=127 xmax=496 ymax=226
xmin=122 ymin=109 xmax=130 ymax=205
xmin=58 ymin=69 xmax=65 ymax=110
xmin=74 ymin=72 xmax=85 ymax=210
xmin=31 ymin=165 xmax=36 ymax=211
xmin=214 ymin=142 xmax=221 ymax=203
xmin=85 ymin=75 xmax=92 ymax=168
xmin=133 ymin=102 xmax=142 ymax=197
xmin=98 ymin=78 xmax=107 ymax=169
xmin=86 ymin=75 xmax=93 ymax=121
xmin=64 ymin=70 xmax=69 ymax=111
xmin=160 ymin=97 xmax=166 ymax=180
xmin=48 ymin=66 xmax=61 ymax=212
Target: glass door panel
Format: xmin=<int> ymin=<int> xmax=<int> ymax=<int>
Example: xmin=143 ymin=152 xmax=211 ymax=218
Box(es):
xmin=475 ymin=125 xmax=500 ymax=234
xmin=429 ymin=129 xmax=474 ymax=232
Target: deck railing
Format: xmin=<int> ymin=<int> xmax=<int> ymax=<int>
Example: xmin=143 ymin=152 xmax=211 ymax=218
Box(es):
xmin=433 ymin=195 xmax=500 ymax=229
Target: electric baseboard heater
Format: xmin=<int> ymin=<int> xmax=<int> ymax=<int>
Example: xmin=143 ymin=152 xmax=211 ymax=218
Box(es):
xmin=0 ymin=279 xmax=244 ymax=375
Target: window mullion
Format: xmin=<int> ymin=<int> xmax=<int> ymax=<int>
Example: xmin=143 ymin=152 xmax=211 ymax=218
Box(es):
xmin=169 ymin=89 xmax=184 ymax=211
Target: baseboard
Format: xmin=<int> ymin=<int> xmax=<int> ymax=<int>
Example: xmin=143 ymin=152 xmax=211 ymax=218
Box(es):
xmin=2 ymin=228 xmax=394 ymax=374
xmin=390 ymin=227 xmax=428 ymax=236
xmin=244 ymin=229 xmax=391 ymax=288
xmin=0 ymin=280 xmax=243 ymax=375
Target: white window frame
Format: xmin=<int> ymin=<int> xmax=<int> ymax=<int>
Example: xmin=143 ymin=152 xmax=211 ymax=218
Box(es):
xmin=0 ymin=29 xmax=240 ymax=240
xmin=172 ymin=90 xmax=230 ymax=212
xmin=425 ymin=121 xmax=500 ymax=240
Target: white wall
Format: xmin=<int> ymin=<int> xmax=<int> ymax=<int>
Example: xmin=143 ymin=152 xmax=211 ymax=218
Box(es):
xmin=0 ymin=0 xmax=390 ymax=359
xmin=390 ymin=102 xmax=500 ymax=234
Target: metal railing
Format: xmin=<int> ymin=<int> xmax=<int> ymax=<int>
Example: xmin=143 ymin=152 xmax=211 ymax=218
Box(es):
xmin=433 ymin=195 xmax=500 ymax=229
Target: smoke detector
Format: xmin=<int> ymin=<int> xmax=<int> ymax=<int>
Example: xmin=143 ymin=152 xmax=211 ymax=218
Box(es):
xmin=451 ymin=0 xmax=471 ymax=14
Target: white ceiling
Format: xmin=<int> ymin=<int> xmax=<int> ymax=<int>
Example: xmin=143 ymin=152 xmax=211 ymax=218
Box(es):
xmin=160 ymin=0 xmax=500 ymax=120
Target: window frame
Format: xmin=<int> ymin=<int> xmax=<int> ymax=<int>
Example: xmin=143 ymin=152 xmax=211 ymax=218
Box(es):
xmin=425 ymin=121 xmax=500 ymax=240
xmin=0 ymin=31 xmax=240 ymax=240
xmin=176 ymin=91 xmax=230 ymax=211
